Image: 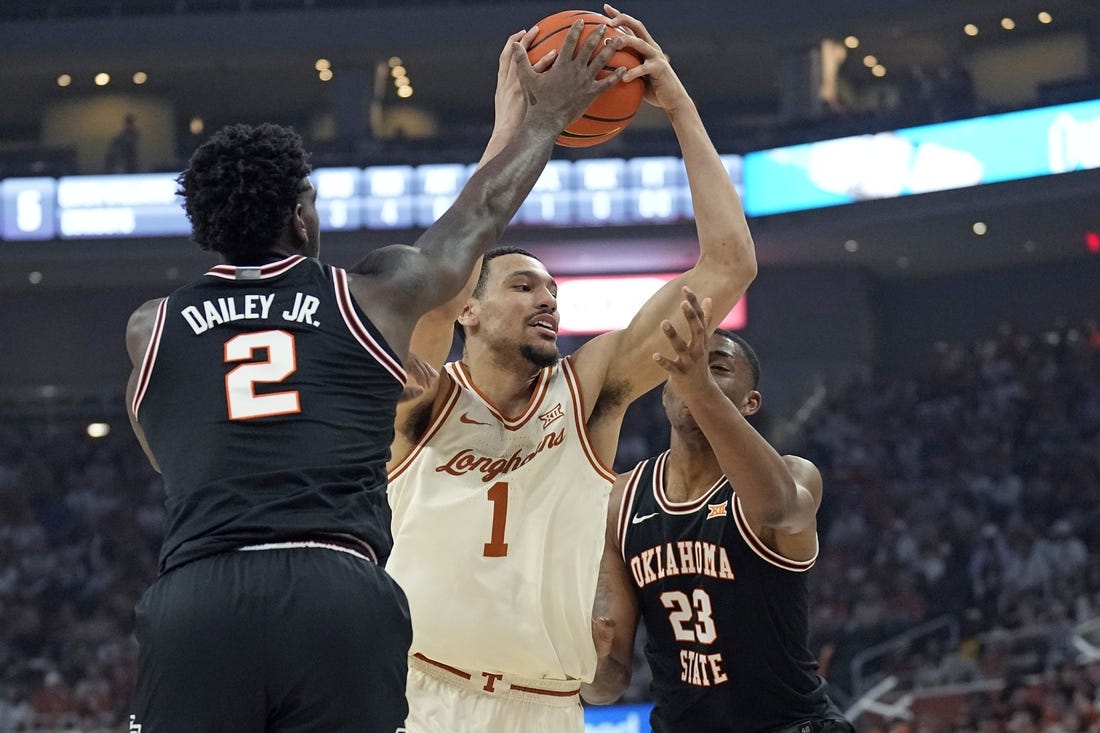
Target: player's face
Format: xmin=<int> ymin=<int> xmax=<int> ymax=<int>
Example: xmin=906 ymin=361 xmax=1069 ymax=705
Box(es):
xmin=295 ymin=178 xmax=321 ymax=257
xmin=476 ymin=254 xmax=560 ymax=368
xmin=663 ymin=333 xmax=755 ymax=427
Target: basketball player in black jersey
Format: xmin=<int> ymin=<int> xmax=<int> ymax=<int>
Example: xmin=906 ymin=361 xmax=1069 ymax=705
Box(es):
xmin=123 ymin=23 xmax=627 ymax=733
xmin=583 ymin=289 xmax=854 ymax=733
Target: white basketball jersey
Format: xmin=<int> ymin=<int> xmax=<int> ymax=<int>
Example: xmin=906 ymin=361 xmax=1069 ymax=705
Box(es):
xmin=387 ymin=356 xmax=615 ymax=681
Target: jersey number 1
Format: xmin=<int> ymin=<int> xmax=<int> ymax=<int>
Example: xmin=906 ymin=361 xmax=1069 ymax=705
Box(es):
xmin=483 ymin=481 xmax=509 ymax=557
xmin=224 ymin=330 xmax=301 ymax=420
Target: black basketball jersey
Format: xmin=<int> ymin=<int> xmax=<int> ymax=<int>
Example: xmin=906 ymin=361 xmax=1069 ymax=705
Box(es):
xmin=618 ymin=451 xmax=831 ymax=733
xmin=132 ymin=255 xmax=405 ymax=573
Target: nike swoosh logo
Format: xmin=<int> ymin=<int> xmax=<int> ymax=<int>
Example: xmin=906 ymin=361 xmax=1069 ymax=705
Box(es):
xmin=459 ymin=412 xmax=489 ymax=426
xmin=632 ymin=512 xmax=659 ymax=525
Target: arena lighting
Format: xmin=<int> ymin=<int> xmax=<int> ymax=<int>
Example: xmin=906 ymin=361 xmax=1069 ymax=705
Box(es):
xmin=1001 ymin=18 xmax=1016 ymax=31
xmin=86 ymin=423 xmax=110 ymax=438
xmin=964 ymin=23 xmax=979 ymax=36
xmin=555 ymin=273 xmax=747 ymax=335
xmin=1038 ymin=11 xmax=1053 ymax=24
xmin=1086 ymin=232 xmax=1100 ymax=253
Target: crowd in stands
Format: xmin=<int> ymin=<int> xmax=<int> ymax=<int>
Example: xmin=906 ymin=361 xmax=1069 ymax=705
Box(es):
xmin=0 ymin=317 xmax=1097 ymax=732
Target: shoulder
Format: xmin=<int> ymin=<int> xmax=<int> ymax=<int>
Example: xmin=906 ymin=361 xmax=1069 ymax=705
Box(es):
xmin=126 ymin=297 xmax=166 ymax=365
xmin=783 ymin=454 xmax=823 ymax=506
xmin=127 ymin=297 xmax=165 ymax=337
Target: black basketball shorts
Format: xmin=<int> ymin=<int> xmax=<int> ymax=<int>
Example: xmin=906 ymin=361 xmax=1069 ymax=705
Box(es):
xmin=129 ymin=545 xmax=411 ymax=733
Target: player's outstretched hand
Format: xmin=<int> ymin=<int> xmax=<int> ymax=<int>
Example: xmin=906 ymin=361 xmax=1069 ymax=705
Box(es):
xmin=511 ymin=19 xmax=627 ymax=132
xmin=602 ymin=3 xmax=689 ymax=111
xmin=492 ymin=27 xmax=556 ymax=137
xmin=398 ymin=352 xmax=439 ymax=403
xmin=652 ymin=287 xmax=715 ymax=399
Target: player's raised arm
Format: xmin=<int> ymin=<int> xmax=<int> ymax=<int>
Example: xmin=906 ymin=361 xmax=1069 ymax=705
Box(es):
xmin=571 ymin=6 xmax=756 ymax=415
xmin=655 ymin=289 xmax=819 ymax=544
xmin=347 ymin=22 xmax=627 ymax=362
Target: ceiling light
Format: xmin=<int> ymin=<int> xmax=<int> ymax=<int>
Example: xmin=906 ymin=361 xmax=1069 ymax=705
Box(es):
xmin=86 ymin=423 xmax=110 ymax=438
xmin=387 ymin=56 xmax=403 ymax=67
xmin=844 ymin=36 xmax=859 ymax=49
xmin=872 ymin=64 xmax=886 ymax=77
xmin=1037 ymin=11 xmax=1052 ymax=24
xmin=844 ymin=239 xmax=859 ymax=252
xmin=1001 ymin=17 xmax=1015 ymax=30
xmin=189 ymin=117 xmax=204 ymax=135
xmin=964 ymin=24 xmax=979 ymax=36
xmin=396 ymin=85 xmax=413 ymax=99
xmin=56 ymin=74 xmax=71 ymax=87
xmin=391 ymin=66 xmax=407 ymax=78
xmin=319 ymin=69 xmax=333 ymax=81
xmin=972 ymin=221 xmax=987 ymax=235
xmin=28 ymin=271 xmax=43 ymax=284
xmin=314 ymin=58 xmax=331 ymax=71
xmin=863 ymin=54 xmax=877 ymax=67
xmin=94 ymin=72 xmax=110 ymax=86
xmin=132 ymin=71 xmax=147 ymax=85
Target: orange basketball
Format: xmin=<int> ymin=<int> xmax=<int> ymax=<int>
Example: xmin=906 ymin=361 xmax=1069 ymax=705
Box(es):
xmin=527 ymin=10 xmax=645 ymax=148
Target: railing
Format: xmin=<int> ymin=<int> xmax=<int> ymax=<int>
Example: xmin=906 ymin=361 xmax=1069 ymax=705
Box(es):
xmin=849 ymin=614 xmax=960 ymax=696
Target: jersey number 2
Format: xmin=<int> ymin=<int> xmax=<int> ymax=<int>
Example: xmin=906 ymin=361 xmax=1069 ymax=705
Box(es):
xmin=224 ymin=330 xmax=301 ymax=420
xmin=483 ymin=481 xmax=509 ymax=557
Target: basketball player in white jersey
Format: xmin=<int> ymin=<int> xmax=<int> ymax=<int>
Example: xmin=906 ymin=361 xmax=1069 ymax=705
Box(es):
xmin=386 ymin=6 xmax=759 ymax=731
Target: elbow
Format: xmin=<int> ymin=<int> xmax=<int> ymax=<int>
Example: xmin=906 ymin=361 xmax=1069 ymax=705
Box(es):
xmin=750 ymin=479 xmax=800 ymax=528
xmin=700 ymin=237 xmax=758 ymax=286
xmin=580 ymin=678 xmax=629 ymax=706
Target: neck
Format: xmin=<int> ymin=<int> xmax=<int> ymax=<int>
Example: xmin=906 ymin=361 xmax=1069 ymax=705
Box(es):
xmin=663 ymin=430 xmax=723 ymax=503
xmin=223 ymin=245 xmax=300 ymax=267
xmin=460 ymin=346 xmax=545 ymax=418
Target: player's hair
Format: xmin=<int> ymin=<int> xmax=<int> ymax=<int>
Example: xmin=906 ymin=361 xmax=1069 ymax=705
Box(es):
xmin=454 ymin=246 xmax=543 ymax=343
xmin=715 ymin=328 xmax=761 ymax=388
xmin=176 ymin=123 xmax=312 ymax=261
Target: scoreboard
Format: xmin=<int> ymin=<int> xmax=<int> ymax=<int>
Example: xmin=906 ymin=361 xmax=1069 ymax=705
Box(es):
xmin=0 ymin=155 xmax=733 ymax=241
xmin=5 ymin=96 xmax=1098 ymax=241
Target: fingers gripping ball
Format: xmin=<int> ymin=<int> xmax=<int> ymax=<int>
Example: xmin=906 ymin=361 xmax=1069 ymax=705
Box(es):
xmin=527 ymin=10 xmax=644 ymax=147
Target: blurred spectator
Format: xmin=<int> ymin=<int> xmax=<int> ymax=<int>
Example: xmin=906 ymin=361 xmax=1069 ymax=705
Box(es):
xmin=104 ymin=114 xmax=140 ymax=173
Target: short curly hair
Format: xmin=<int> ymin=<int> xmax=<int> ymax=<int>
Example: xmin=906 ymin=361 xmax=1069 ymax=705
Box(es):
xmin=176 ymin=123 xmax=312 ymax=261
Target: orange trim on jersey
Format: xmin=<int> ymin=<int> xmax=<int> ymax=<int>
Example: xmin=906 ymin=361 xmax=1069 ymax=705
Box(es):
xmin=617 ymin=462 xmax=645 ymax=560
xmin=561 ymin=356 xmax=616 ymax=482
xmin=131 ymin=298 xmax=168 ymax=419
xmin=732 ymin=495 xmax=817 ymax=572
xmin=509 ymin=683 xmax=580 ymax=698
xmin=206 ymin=255 xmax=306 ymax=280
xmin=387 ymin=375 xmax=460 ymax=483
xmin=331 ymin=267 xmax=407 ymax=385
xmin=447 ymin=361 xmax=551 ymax=430
xmin=652 ymin=451 xmax=728 ymax=515
xmin=412 ymin=653 xmax=580 ymax=697
xmin=412 ymin=653 xmax=472 ymax=680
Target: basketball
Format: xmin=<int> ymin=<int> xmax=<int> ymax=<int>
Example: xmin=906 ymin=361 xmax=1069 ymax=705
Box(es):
xmin=527 ymin=10 xmax=645 ymax=148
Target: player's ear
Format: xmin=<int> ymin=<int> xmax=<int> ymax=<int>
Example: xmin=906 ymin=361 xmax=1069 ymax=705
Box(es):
xmin=290 ymin=203 xmax=308 ymax=247
xmin=456 ymin=299 xmax=479 ymax=329
xmin=741 ymin=390 xmax=762 ymax=416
